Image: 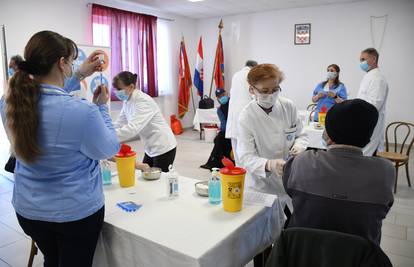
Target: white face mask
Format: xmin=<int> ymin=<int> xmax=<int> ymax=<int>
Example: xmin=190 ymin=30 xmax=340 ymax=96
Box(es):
xmin=326 ymin=71 xmax=338 ymax=80
xmin=256 ymin=91 xmax=279 ymax=109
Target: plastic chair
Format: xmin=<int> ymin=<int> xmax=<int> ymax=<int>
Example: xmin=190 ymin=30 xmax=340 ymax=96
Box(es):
xmin=27 ymin=239 xmax=38 ymax=267
xmin=377 ymin=121 xmax=414 ymax=193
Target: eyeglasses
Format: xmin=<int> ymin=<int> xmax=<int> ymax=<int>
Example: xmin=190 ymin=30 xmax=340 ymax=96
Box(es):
xmin=251 ymin=84 xmax=282 ymax=94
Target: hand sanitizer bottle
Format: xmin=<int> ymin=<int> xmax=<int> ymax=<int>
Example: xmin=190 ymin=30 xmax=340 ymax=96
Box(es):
xmin=167 ymin=165 xmax=179 ymax=198
xmin=101 ymin=160 xmax=112 ymax=185
xmin=209 ymin=168 xmax=221 ymax=205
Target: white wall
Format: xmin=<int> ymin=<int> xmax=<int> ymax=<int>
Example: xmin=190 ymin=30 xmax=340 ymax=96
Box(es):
xmin=2 ymin=0 xmax=413 ymax=130
xmin=0 ymin=0 xmax=198 ymax=127
xmin=197 ymin=0 xmax=414 ymax=127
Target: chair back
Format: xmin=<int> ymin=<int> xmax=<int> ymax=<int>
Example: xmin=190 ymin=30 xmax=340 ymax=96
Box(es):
xmin=307 ymin=104 xmax=317 ymax=123
xmin=265 ymin=227 xmax=392 ymax=267
xmin=307 ymin=103 xmax=317 ymax=111
xmin=384 ymin=122 xmax=414 ymax=156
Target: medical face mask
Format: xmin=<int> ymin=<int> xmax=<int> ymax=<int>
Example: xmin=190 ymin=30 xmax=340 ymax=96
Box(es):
xmin=115 ymin=89 xmax=129 ymax=101
xmin=256 ymin=91 xmax=279 ymax=109
xmin=62 ymin=60 xmax=74 ymax=87
xmin=219 ymin=95 xmax=229 ymax=105
xmin=8 ymin=68 xmax=14 ymax=77
xmin=326 ymin=71 xmax=337 ymax=80
xmin=360 ymin=61 xmax=369 ymax=72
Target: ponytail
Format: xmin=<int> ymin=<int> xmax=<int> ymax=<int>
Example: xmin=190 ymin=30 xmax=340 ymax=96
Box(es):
xmin=5 ymin=70 xmax=41 ymax=162
xmin=113 ymin=71 xmax=139 ymax=89
xmin=4 ymin=30 xmax=78 ymax=163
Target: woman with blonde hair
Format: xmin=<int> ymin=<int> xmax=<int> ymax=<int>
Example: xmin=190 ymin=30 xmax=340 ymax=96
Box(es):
xmin=237 ymin=64 xmax=308 ymax=207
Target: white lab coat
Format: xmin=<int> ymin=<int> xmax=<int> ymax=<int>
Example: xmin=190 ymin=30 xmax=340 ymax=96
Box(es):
xmin=114 ymin=90 xmax=177 ymax=158
xmin=237 ymin=97 xmax=308 ymax=201
xmin=226 ymin=66 xmax=252 ymax=140
xmin=357 ymin=68 xmax=389 ymax=156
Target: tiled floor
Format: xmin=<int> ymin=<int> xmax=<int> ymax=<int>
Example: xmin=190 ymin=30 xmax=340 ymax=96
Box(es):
xmin=0 ymin=108 xmax=413 ymax=266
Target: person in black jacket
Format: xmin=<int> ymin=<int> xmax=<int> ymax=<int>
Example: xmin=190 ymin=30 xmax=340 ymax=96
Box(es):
xmin=200 ymin=88 xmax=233 ymax=169
xmin=282 ymin=99 xmax=395 ymax=245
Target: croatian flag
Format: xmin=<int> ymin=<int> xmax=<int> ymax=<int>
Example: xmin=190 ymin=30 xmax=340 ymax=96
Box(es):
xmin=193 ymin=37 xmax=204 ymax=97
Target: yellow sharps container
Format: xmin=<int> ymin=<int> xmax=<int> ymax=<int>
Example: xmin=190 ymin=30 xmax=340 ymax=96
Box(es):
xmin=220 ymin=166 xmax=246 ymax=212
xmin=115 ymin=144 xmax=136 ymax=188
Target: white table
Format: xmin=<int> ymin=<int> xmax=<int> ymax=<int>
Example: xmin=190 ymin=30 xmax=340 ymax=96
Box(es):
xmin=93 ymin=173 xmax=285 ymax=267
xmin=304 ymin=122 xmax=326 ymax=150
xmin=193 ymin=109 xmax=220 ymax=139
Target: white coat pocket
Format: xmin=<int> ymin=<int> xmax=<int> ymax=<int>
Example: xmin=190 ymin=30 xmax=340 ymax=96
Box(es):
xmin=284 ymin=127 xmax=297 ymax=151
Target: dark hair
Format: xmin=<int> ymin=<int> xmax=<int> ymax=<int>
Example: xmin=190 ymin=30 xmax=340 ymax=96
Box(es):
xmin=112 ymin=71 xmax=138 ymax=90
xmin=10 ymin=55 xmax=24 ymax=67
xmin=322 ymin=64 xmax=341 ymax=89
xmin=5 ymin=31 xmax=78 ymax=163
xmin=245 ymin=60 xmax=258 ymax=68
xmin=362 ymin=47 xmax=379 ymax=64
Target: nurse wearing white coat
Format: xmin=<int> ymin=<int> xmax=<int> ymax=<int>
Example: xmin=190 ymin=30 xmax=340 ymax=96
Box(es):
xmin=112 ymin=71 xmax=177 ymax=172
xmin=225 ymin=60 xmax=258 ymax=164
xmin=357 ymin=48 xmax=389 ymax=156
xmin=237 ymin=64 xmax=308 ymax=205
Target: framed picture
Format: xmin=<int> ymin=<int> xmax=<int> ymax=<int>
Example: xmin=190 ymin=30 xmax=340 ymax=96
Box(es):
xmin=294 ymin=23 xmax=311 ymax=45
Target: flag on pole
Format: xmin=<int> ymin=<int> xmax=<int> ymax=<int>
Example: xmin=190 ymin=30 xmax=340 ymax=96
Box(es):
xmin=178 ymin=38 xmax=192 ymax=118
xmin=213 ymin=34 xmax=224 ymax=90
xmin=193 ymin=36 xmax=204 ymax=97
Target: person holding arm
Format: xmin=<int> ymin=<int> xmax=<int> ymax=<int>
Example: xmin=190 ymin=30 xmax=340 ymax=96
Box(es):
xmin=237 ymin=64 xmax=308 ymax=208
xmin=0 ymin=31 xmax=119 ymax=267
xmin=112 ymin=71 xmax=177 ymax=172
xmin=311 ymin=64 xmax=347 ymax=121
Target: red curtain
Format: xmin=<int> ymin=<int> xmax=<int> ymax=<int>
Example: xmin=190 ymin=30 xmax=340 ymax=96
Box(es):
xmin=92 ymin=4 xmax=158 ymax=98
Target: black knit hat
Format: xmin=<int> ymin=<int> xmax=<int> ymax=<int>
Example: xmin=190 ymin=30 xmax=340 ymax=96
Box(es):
xmin=325 ymin=99 xmax=379 ymax=147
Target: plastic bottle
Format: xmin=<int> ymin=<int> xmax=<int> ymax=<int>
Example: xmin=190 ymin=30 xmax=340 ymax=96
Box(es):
xmin=166 ymin=165 xmax=179 ymax=198
xmin=101 ymin=160 xmax=112 ymax=185
xmin=209 ymin=168 xmax=222 ymax=205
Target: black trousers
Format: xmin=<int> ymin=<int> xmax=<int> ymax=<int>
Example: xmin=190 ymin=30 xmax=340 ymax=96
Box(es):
xmin=203 ymin=131 xmax=233 ymax=168
xmin=143 ymin=147 xmax=176 ymax=172
xmin=17 ymin=206 xmax=105 ymax=267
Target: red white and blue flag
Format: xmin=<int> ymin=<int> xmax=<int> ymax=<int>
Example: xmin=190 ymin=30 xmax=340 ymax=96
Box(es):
xmin=193 ymin=36 xmax=204 ymax=97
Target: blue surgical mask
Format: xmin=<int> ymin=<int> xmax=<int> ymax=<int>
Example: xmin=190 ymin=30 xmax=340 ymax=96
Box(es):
xmin=8 ymin=68 xmax=14 ymax=77
xmin=115 ymin=89 xmax=129 ymax=101
xmin=219 ymin=95 xmax=229 ymax=105
xmin=360 ymin=61 xmax=369 ymax=72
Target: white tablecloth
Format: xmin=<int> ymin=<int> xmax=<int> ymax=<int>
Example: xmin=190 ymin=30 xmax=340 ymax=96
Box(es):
xmin=93 ymin=173 xmax=285 ymax=267
xmin=193 ymin=108 xmax=220 ymax=131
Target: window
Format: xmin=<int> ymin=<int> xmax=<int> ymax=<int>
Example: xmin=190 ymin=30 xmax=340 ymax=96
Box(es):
xmin=92 ymin=4 xmax=158 ymax=97
xmin=92 ymin=23 xmax=110 ymax=47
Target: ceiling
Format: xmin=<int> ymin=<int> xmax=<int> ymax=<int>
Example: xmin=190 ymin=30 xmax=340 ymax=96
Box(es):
xmin=125 ymin=0 xmax=365 ymax=19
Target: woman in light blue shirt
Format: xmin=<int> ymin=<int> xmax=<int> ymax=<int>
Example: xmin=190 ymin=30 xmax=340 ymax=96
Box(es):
xmin=0 ymin=31 xmax=120 ymax=267
xmin=311 ymin=64 xmax=348 ymax=121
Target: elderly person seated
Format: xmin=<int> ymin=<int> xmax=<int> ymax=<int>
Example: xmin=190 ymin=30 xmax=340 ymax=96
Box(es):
xmin=200 ymin=88 xmax=233 ymax=169
xmin=282 ymin=99 xmax=395 ymax=245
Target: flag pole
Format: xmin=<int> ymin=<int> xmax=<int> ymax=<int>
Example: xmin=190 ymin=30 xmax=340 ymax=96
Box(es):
xmin=208 ymin=19 xmax=224 ymax=99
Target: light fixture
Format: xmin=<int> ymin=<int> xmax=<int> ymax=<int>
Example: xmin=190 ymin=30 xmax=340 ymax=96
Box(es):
xmin=188 ymin=0 xmax=204 ymax=2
